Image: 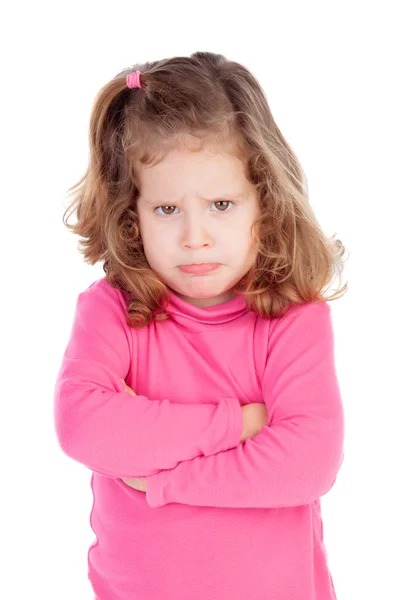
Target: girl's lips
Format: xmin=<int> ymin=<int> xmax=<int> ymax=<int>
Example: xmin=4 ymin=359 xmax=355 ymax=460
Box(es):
xmin=179 ymin=263 xmax=220 ymax=274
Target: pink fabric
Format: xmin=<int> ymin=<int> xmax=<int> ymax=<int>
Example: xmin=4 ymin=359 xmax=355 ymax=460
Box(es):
xmin=54 ymin=277 xmax=344 ymax=599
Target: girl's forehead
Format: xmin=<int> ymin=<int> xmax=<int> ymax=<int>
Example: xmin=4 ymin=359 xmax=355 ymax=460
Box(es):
xmin=135 ymin=131 xmax=246 ymax=167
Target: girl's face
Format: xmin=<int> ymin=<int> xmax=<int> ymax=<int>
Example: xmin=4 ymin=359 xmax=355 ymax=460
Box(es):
xmin=136 ymin=137 xmax=261 ymax=308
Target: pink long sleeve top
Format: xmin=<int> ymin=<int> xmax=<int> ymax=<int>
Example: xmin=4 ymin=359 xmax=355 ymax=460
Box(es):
xmin=54 ymin=277 xmax=345 ymax=600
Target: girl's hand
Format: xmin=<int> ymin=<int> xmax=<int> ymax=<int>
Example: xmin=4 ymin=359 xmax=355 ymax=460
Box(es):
xmin=240 ymin=402 xmax=269 ymax=442
xmin=122 ymin=476 xmax=147 ymax=493
xmin=120 ymin=378 xmax=136 ymax=396
xmin=120 ymin=379 xmax=147 ymax=493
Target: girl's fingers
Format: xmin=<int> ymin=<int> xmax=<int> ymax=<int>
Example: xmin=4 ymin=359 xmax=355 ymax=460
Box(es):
xmin=120 ymin=379 xmax=136 ymax=396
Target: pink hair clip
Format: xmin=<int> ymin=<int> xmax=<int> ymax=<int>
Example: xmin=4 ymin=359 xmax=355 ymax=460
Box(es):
xmin=126 ymin=71 xmax=142 ymax=89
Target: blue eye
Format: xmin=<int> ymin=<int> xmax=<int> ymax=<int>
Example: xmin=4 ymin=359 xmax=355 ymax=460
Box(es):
xmin=154 ymin=200 xmax=234 ymax=216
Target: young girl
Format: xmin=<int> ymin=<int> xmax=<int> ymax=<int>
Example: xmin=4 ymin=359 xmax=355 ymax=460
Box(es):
xmin=54 ymin=51 xmax=347 ymax=600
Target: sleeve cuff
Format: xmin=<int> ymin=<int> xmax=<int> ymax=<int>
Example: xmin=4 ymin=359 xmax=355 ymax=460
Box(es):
xmin=146 ymin=469 xmax=169 ymax=507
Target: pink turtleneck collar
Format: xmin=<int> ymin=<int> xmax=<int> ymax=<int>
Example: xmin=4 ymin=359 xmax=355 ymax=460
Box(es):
xmin=163 ymin=288 xmax=250 ymax=333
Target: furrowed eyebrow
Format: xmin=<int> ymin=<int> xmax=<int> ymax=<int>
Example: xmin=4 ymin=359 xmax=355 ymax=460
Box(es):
xmin=142 ymin=193 xmax=246 ymax=205
xmin=198 ymin=193 xmax=245 ymax=201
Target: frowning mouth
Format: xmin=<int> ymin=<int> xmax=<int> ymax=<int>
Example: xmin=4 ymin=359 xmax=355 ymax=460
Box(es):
xmin=178 ymin=263 xmax=220 ymax=275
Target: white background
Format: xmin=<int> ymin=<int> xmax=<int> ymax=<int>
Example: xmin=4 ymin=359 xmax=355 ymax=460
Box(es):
xmin=2 ymin=1 xmax=406 ymax=598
